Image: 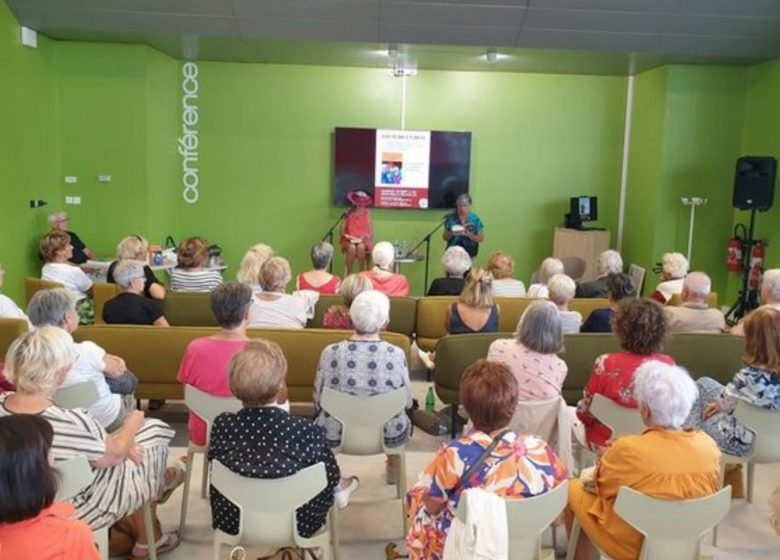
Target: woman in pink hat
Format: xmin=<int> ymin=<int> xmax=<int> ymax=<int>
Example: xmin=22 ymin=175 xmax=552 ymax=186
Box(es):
xmin=340 ymin=190 xmax=374 ymax=275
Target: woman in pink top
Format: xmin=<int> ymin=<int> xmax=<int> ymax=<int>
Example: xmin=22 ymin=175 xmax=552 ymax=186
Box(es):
xmin=487 ymin=300 xmax=567 ymax=401
xmin=177 ymin=282 xmax=253 ymax=445
xmin=297 ymin=242 xmax=341 ymax=295
xmin=340 ymin=190 xmax=374 ymax=275
xmin=362 ymin=241 xmax=410 ymax=297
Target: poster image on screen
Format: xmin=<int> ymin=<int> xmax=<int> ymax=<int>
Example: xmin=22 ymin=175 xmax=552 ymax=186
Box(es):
xmin=333 ymin=127 xmax=471 ymax=210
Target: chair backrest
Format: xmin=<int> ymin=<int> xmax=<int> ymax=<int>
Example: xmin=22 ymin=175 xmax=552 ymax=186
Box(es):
xmin=0 ymin=318 xmax=29 ymax=361
xmin=211 ymin=460 xmax=326 ymax=546
xmin=25 ymin=277 xmax=63 ymax=304
xmin=668 ymin=291 xmax=718 ymax=308
xmin=92 ymin=282 xmax=122 ymax=324
xmin=308 ymin=295 xmax=418 ymax=338
xmin=455 ymin=481 xmax=569 ymax=560
xmin=628 ymin=264 xmax=646 ymax=296
xmin=614 ymin=486 xmax=732 ymax=560
xmin=319 ymin=386 xmax=407 ymax=454
xmin=561 ymin=257 xmax=587 ymax=280
xmin=55 ymin=456 xmax=94 ymax=500
xmin=53 ymin=381 xmax=100 ymax=409
xmin=733 ymin=400 xmax=780 ymax=463
xmin=508 ymin=397 xmax=574 ymax=475
xmin=184 ymin=385 xmax=243 ymax=445
xmin=590 ymin=393 xmax=646 ymax=438
xmin=162 ymin=292 xmax=219 ymax=326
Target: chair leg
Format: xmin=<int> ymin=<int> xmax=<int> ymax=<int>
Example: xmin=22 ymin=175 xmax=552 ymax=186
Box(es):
xmin=551 ymin=524 xmax=558 ymax=555
xmin=565 ymin=520 xmax=580 ymax=560
xmin=330 ymin=507 xmax=341 ymax=560
xmin=450 ymin=405 xmax=457 ymax=439
xmin=201 ymin=451 xmax=209 ymax=499
xmin=178 ymin=448 xmax=196 ymax=536
xmin=94 ymin=526 xmax=109 ymax=560
xmin=397 ymin=453 xmax=409 ymax=537
xmin=746 ymin=463 xmax=755 ymax=504
xmin=142 ymin=503 xmax=157 ymax=560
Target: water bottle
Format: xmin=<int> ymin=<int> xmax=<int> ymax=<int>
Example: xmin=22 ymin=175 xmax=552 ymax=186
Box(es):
xmin=425 ymin=387 xmax=435 ymax=412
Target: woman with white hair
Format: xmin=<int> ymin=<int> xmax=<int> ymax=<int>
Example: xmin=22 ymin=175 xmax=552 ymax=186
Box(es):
xmin=650 ymin=252 xmax=689 ymax=304
xmin=103 ymin=260 xmax=169 ymax=326
xmin=566 ymin=361 xmax=720 ymax=560
xmin=487 ymin=300 xmax=567 ymax=400
xmin=106 ymin=235 xmax=166 ymax=300
xmin=297 ymin=242 xmax=341 ymax=294
xmin=236 ymin=243 xmax=274 ymax=293
xmin=527 ymin=257 xmax=564 ymax=298
xmin=362 ymin=241 xmax=410 ymax=296
xmin=731 ymin=268 xmax=780 ymax=335
xmin=47 ymin=210 xmax=96 ymax=265
xmin=427 ymin=246 xmax=471 ymax=296
xmin=0 ymin=326 xmax=183 ymax=556
xmin=576 ymin=250 xmax=623 ymax=298
xmin=314 ymin=290 xmax=413 ymax=491
xmin=248 ymin=256 xmax=309 ymax=329
xmin=486 ymin=250 xmax=526 ymax=297
xmin=548 ymin=273 xmax=582 ymax=333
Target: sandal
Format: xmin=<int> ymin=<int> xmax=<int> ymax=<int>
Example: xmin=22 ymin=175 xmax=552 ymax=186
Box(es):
xmin=131 ymin=531 xmax=181 ymax=558
xmin=158 ymin=457 xmax=187 ymax=504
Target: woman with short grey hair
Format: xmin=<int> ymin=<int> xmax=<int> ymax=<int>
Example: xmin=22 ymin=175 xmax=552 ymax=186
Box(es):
xmin=249 ymin=257 xmax=310 ymax=329
xmin=427 ymin=246 xmax=471 ymax=296
xmin=487 ymin=300 xmax=567 ymax=400
xmin=103 ymin=260 xmax=168 ymax=326
xmin=576 ymin=250 xmax=623 ymax=298
xmin=313 ymin=290 xmax=413 ymax=486
xmin=296 ymin=241 xmax=341 ymax=294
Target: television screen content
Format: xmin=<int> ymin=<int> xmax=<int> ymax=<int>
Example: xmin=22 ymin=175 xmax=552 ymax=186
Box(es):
xmin=333 ymin=127 xmax=471 ymax=209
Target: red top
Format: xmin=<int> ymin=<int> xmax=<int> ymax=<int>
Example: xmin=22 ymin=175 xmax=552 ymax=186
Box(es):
xmin=323 ymin=305 xmax=353 ymax=330
xmin=0 ymin=502 xmax=100 ymax=560
xmin=362 ymin=270 xmax=410 ymax=297
xmin=297 ymin=273 xmax=341 ymax=295
xmin=340 ymin=208 xmax=373 ymax=252
xmin=576 ymin=351 xmax=675 ymax=450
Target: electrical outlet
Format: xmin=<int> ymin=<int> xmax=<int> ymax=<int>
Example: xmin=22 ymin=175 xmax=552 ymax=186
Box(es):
xmin=65 ymin=196 xmax=74 ymax=205
xmin=97 ymin=174 xmax=111 ymax=183
xmin=73 ymin=196 xmax=81 ymax=205
xmin=64 ymin=176 xmax=77 ymax=184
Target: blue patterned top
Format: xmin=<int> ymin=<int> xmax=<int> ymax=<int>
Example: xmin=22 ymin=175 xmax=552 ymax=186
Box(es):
xmin=313 ymin=339 xmax=412 ymax=448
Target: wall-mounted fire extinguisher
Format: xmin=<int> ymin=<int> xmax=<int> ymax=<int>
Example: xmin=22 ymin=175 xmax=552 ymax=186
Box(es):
xmin=727 ymin=236 xmax=743 ymax=272
xmin=749 ymin=241 xmax=765 ymax=289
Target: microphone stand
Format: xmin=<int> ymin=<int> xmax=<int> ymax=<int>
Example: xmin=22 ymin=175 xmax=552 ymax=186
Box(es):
xmin=406 ymin=216 xmax=448 ymax=292
xmin=322 ymin=211 xmax=348 ymax=273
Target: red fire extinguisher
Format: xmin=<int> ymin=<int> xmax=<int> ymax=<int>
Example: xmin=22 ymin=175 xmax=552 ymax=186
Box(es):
xmin=749 ymin=241 xmax=764 ymax=289
xmin=727 ymin=237 xmax=743 ymax=272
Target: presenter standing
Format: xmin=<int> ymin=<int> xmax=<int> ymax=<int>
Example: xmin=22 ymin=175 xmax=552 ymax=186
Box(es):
xmin=443 ymin=193 xmax=484 ymax=258
xmin=340 ymin=190 xmax=374 ymax=275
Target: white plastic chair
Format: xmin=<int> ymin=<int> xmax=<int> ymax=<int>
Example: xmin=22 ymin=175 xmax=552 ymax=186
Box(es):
xmin=628 ymin=264 xmax=646 ymax=295
xmin=509 ymin=397 xmax=575 ymax=476
xmin=319 ymin=386 xmax=410 ymax=540
xmin=455 ymin=480 xmax=569 ymax=560
xmin=53 ymin=381 xmax=100 ymax=409
xmin=211 ymin=460 xmax=335 ymax=560
xmin=590 ymin=394 xmax=646 ymax=439
xmin=567 ymin=486 xmax=732 ymax=560
xmin=57 ymin=456 xmax=158 ymax=560
xmin=178 ymin=385 xmax=242 ymax=536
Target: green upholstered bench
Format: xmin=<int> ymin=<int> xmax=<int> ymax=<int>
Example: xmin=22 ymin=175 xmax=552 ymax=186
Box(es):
xmin=308 ymin=295 xmax=417 ymax=340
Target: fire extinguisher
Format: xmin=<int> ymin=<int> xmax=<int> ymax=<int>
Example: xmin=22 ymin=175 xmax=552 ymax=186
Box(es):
xmin=749 ymin=241 xmax=764 ymax=289
xmin=727 ymin=236 xmax=743 ymax=272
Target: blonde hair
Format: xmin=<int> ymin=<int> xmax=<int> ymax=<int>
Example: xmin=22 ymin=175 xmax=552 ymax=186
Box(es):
xmin=460 ymin=267 xmax=494 ymax=308
xmin=39 ymin=232 xmax=70 ymax=263
xmin=4 ymin=326 xmax=77 ymax=395
xmin=236 ymin=244 xmax=274 ymax=284
xmin=547 ymin=273 xmax=576 ymax=306
xmin=177 ymin=237 xmax=209 ymax=269
xmin=486 ymin=251 xmax=515 ymax=280
xmin=116 ymin=235 xmax=149 ymax=261
xmin=338 ymin=273 xmax=372 ymax=307
xmin=259 ymin=257 xmax=292 ymax=293
xmin=229 ymin=339 xmax=288 ymax=407
xmin=538 ymin=257 xmax=564 ymax=284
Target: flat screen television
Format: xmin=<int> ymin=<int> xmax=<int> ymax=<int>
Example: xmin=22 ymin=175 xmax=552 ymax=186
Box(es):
xmin=565 ymin=196 xmax=599 ymax=229
xmin=333 ymin=127 xmax=471 ymax=209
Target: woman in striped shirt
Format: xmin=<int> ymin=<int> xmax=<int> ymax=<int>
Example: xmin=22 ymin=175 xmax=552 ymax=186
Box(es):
xmin=169 ymin=236 xmax=223 ymax=292
xmin=0 ymin=326 xmax=183 ymax=557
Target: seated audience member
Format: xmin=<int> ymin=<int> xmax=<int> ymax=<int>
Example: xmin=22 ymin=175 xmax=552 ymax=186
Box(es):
xmin=731 ymin=268 xmax=780 ymax=335
xmin=314 ymin=290 xmax=412 ymax=490
xmin=169 ymin=236 xmax=223 ymax=292
xmin=28 ymin=288 xmax=137 ymax=431
xmin=664 ymin=272 xmax=725 ymax=333
xmin=209 ymin=339 xmax=340 ymax=540
xmin=248 ymin=257 xmax=308 ymax=329
xmin=427 ymin=246 xmax=471 ymax=296
xmin=575 ymin=250 xmax=623 ymax=298
xmin=527 ymin=257 xmax=564 ymax=298
xmin=0 ymin=327 xmax=182 ymax=556
xmin=576 ymin=299 xmax=674 ymax=452
xmin=580 ymin=273 xmax=635 ymax=333
xmin=650 ymin=251 xmax=689 ymax=304
xmin=40 ymin=231 xmax=94 ymax=323
xmin=0 ymin=262 xmax=31 ymax=327
xmin=446 ymin=267 xmax=499 ymax=334
xmin=567 ymin=361 xmax=720 ymax=560
xmin=686 ymin=306 xmax=780 ymax=457
xmin=297 ymin=242 xmax=341 ymax=294
xmin=405 ymin=360 xmax=567 ymax=560
xmin=47 ymin=210 xmax=97 ymax=265
xmin=486 ymin=250 xmax=526 ymax=297
xmin=487 ymin=300 xmax=567 ymax=401
xmin=0 ymin=415 xmax=100 ymax=560
xmin=106 ymin=235 xmax=166 ymax=300
xmin=362 ymin=241 xmax=410 ymax=297
xmin=103 ymin=260 xmax=169 ymax=326
xmin=548 ymin=273 xmax=582 ymax=334
xmin=323 ymin=273 xmax=373 ymax=330
xmin=236 ymin=243 xmax=274 ymax=293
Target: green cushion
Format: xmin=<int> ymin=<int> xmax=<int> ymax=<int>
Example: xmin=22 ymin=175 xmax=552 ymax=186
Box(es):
xmin=162 ymin=292 xmax=219 ymax=326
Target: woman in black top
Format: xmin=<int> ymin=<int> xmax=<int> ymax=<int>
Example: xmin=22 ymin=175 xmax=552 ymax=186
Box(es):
xmin=47 ymin=210 xmax=96 ymax=265
xmin=580 ymin=273 xmax=636 ymax=333
xmin=106 ymin=235 xmax=166 ymax=300
xmin=427 ymin=246 xmax=471 ymax=296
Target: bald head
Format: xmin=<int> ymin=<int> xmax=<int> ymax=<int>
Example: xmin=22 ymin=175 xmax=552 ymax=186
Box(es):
xmin=682 ymin=272 xmax=711 ymax=303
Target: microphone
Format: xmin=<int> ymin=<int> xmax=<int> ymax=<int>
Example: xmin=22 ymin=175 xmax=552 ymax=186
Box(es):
xmin=442 ymin=211 xmax=455 ymax=221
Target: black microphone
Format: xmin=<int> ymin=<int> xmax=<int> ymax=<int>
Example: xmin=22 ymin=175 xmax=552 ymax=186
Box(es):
xmin=442 ymin=211 xmax=455 ymax=221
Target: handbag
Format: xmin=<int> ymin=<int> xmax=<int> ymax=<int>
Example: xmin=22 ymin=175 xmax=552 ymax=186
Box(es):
xmin=105 ymin=370 xmax=138 ymax=395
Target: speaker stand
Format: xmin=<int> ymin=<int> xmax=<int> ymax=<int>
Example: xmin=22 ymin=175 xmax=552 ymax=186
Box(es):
xmin=725 ymin=208 xmax=761 ymax=325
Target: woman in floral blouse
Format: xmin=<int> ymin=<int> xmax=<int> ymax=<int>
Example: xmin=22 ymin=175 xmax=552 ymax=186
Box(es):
xmin=576 ymin=298 xmax=674 ymax=452
xmin=686 ymin=306 xmax=780 ymax=456
xmin=405 ymin=359 xmax=567 ymax=560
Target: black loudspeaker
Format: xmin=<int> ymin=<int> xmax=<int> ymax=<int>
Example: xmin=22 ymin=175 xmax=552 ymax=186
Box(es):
xmin=733 ymin=156 xmax=777 ymax=211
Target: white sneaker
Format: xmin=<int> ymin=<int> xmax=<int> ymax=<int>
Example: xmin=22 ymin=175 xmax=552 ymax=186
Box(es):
xmin=334 ymin=476 xmax=360 ymax=509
